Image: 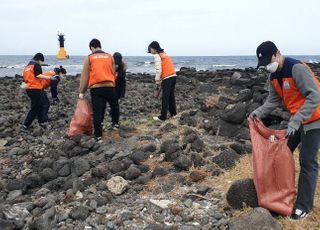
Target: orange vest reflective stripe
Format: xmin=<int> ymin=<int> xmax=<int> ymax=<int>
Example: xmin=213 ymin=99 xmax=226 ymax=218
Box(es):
xmin=159 ymin=52 xmax=176 ymax=78
xmin=42 ymin=71 xmax=55 ymax=89
xmin=88 ymin=52 xmax=115 ymax=87
xmin=271 ymin=58 xmax=320 ymax=124
xmin=23 ymin=64 xmax=43 ymax=90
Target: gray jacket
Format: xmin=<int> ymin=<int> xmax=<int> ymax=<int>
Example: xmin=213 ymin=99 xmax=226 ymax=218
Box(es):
xmin=254 ymin=57 xmax=320 ymax=132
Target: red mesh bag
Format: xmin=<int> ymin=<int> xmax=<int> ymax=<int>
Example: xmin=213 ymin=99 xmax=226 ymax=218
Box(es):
xmin=67 ymin=99 xmax=93 ymax=137
xmin=249 ymin=118 xmax=295 ymax=216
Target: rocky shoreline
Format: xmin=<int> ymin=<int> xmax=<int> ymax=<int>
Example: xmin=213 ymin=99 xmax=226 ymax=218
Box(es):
xmin=1 ymin=64 xmax=320 ymax=229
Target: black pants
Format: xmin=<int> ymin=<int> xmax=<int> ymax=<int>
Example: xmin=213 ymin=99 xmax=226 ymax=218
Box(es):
xmin=159 ymin=77 xmax=177 ymax=120
xmin=50 ymin=76 xmax=60 ymax=98
xmin=116 ymin=78 xmax=126 ymax=100
xmin=40 ymin=91 xmax=50 ymax=122
xmin=90 ymin=87 xmax=119 ymax=138
xmin=24 ymin=89 xmax=44 ymax=127
xmin=287 ymin=127 xmax=320 ymax=213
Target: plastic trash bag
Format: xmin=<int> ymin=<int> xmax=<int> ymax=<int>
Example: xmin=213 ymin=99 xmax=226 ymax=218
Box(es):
xmin=67 ymin=99 xmax=93 ymax=137
xmin=249 ymin=118 xmax=295 ymax=216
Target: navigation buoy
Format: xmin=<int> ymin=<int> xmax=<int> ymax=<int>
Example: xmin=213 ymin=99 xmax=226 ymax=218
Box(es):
xmin=56 ymin=32 xmax=69 ymax=60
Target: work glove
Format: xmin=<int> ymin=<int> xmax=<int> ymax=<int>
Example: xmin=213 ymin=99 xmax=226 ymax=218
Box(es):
xmin=78 ymin=93 xmax=84 ymax=99
xmin=155 ymin=80 xmax=161 ymax=86
xmin=286 ymin=125 xmax=297 ymax=137
xmin=249 ymin=110 xmax=260 ymax=119
xmin=50 ymin=76 xmax=58 ymax=81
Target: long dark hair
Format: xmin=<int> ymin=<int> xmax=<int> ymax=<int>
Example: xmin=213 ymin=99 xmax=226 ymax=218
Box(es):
xmin=113 ymin=52 xmax=125 ymax=74
xmin=148 ymin=41 xmax=164 ymax=53
xmin=114 ymin=52 xmax=123 ymax=69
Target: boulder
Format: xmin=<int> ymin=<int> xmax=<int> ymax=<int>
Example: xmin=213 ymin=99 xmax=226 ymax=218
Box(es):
xmin=106 ymin=176 xmax=129 ymax=195
xmin=125 ymin=165 xmax=141 ymax=180
xmin=72 ymin=158 xmax=90 ymax=176
xmin=40 ymin=168 xmax=57 ymax=182
xmin=174 ymin=155 xmax=192 ymax=171
xmin=236 ymin=89 xmax=253 ymax=102
xmin=226 ymin=178 xmax=258 ymax=209
xmin=5 ymin=179 xmax=26 ymax=192
xmin=231 ymin=72 xmax=251 ymax=85
xmin=29 ymin=207 xmax=56 ymax=230
xmin=213 ymin=119 xmax=239 ymax=138
xmin=220 ymin=103 xmax=247 ymax=124
xmin=212 ymin=149 xmax=240 ymax=169
xmin=91 ymin=165 xmax=110 ymax=179
xmin=131 ymin=150 xmax=150 ymax=165
xmin=152 ymin=166 xmax=169 ymax=178
xmin=25 ymin=174 xmax=43 ymax=189
xmin=109 ymin=160 xmax=126 ymax=174
xmin=228 ymin=207 xmax=281 ymax=230
xmin=69 ymin=206 xmax=89 ymax=221
xmin=230 ymin=142 xmax=252 ymax=155
xmin=161 ymin=140 xmax=180 ymax=161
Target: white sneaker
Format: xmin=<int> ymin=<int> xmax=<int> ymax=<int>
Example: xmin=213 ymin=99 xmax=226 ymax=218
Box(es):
xmin=112 ymin=124 xmax=120 ymax=130
xmin=96 ymin=137 xmax=103 ymax=143
xmin=153 ymin=116 xmax=164 ymax=122
xmin=289 ymin=208 xmax=309 ymax=220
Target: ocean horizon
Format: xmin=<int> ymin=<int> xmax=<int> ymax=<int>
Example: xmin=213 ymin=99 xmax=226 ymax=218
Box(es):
xmin=1 ymin=55 xmax=320 ymax=77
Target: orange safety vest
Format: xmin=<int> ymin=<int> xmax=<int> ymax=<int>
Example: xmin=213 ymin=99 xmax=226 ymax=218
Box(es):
xmin=88 ymin=51 xmax=115 ymax=87
xmin=42 ymin=70 xmax=55 ymax=89
xmin=270 ymin=58 xmax=320 ymax=124
xmin=23 ymin=64 xmax=43 ymax=90
xmin=159 ymin=52 xmax=176 ymax=79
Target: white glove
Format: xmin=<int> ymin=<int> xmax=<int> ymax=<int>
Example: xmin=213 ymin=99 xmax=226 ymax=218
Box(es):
xmin=286 ymin=125 xmax=297 ymax=137
xmin=249 ymin=110 xmax=259 ymax=119
xmin=155 ymin=80 xmax=161 ymax=85
xmin=79 ymin=93 xmax=84 ymax=99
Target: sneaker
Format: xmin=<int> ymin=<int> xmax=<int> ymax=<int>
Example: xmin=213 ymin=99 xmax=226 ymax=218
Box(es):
xmin=20 ymin=125 xmax=31 ymax=133
xmin=112 ymin=124 xmax=120 ymax=130
xmin=96 ymin=136 xmax=103 ymax=143
xmin=289 ymin=209 xmax=309 ymax=220
xmin=153 ymin=116 xmax=165 ymax=122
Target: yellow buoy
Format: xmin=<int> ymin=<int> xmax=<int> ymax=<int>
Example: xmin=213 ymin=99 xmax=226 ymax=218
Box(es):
xmin=56 ymin=32 xmax=69 ymax=60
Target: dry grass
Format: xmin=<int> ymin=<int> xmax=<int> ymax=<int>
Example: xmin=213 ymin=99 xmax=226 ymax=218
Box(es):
xmin=143 ymin=179 xmax=158 ymax=193
xmin=143 ymin=157 xmax=173 ymax=171
xmin=202 ymin=154 xmax=253 ymax=192
xmin=102 ymin=130 xmax=121 ymax=141
xmin=202 ymin=153 xmax=320 ymax=230
xmin=206 ymin=95 xmax=220 ymax=108
xmin=279 ymin=153 xmax=320 ymax=230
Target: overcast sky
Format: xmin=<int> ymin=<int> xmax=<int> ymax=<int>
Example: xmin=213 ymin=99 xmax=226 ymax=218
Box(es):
xmin=1 ymin=0 xmax=320 ymax=56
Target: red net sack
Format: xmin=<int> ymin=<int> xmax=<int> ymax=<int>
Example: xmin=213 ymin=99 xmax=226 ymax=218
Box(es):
xmin=249 ymin=118 xmax=295 ymax=216
xmin=67 ymin=99 xmax=93 ymax=137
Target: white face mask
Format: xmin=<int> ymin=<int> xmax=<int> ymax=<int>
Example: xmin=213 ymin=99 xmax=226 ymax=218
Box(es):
xmin=265 ymin=61 xmax=279 ymax=73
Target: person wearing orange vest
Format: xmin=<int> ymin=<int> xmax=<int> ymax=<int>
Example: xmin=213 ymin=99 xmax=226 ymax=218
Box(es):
xmin=43 ymin=66 xmax=67 ymax=103
xmin=79 ymin=39 xmax=119 ymax=141
xmin=41 ymin=66 xmax=67 ymax=122
xmin=250 ymin=41 xmax=320 ymax=220
xmin=148 ymin=41 xmax=177 ymax=121
xmin=21 ymin=53 xmax=54 ymax=132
